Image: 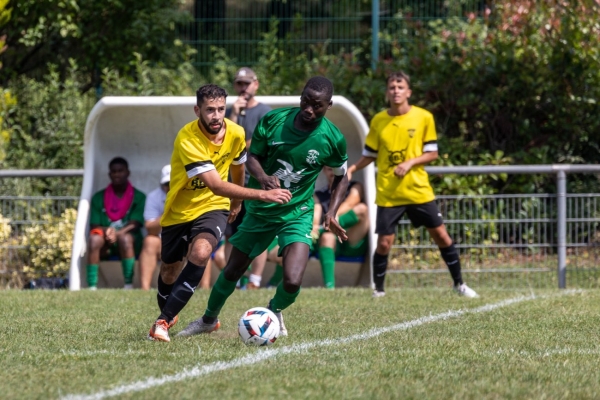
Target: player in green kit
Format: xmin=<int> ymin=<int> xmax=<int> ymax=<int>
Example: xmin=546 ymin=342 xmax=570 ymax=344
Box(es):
xmin=178 ymin=76 xmax=349 ymax=337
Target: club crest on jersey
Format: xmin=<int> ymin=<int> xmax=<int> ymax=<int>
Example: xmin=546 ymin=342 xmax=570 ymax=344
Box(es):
xmin=408 ymin=129 xmax=415 ymax=138
xmin=274 ymin=159 xmax=306 ymax=188
xmin=306 ymin=149 xmax=319 ymax=165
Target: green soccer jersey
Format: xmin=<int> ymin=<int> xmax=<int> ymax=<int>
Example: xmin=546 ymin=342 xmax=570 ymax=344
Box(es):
xmin=246 ymin=107 xmax=348 ymax=223
xmin=89 ymin=187 xmax=146 ymax=243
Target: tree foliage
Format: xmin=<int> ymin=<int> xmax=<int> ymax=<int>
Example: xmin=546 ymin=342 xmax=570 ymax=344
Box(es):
xmin=0 ymin=0 xmax=191 ymax=88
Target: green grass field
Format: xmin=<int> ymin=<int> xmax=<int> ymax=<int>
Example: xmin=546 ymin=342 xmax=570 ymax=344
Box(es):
xmin=2 ymin=287 xmax=599 ymax=399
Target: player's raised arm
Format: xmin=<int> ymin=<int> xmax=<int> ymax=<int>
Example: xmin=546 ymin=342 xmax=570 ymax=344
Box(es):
xmin=246 ymin=152 xmax=280 ymax=190
xmin=322 ymin=165 xmax=349 ymax=242
xmin=197 ymin=168 xmax=290 ymax=204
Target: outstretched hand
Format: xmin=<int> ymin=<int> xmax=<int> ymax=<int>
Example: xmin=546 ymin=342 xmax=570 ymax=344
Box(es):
xmin=323 ymin=214 xmax=348 ymax=243
xmin=262 ymin=188 xmax=292 ymax=204
xmin=258 ymin=175 xmax=281 ymax=190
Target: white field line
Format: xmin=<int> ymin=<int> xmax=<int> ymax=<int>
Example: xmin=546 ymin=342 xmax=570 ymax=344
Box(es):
xmin=61 ymin=290 xmax=579 ymax=400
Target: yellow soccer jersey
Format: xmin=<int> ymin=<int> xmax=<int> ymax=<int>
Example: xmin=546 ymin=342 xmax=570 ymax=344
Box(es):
xmin=161 ymin=118 xmax=247 ymax=227
xmin=364 ymin=106 xmax=438 ymax=207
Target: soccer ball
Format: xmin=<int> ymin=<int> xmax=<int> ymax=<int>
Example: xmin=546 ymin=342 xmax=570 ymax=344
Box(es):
xmin=238 ymin=307 xmax=280 ymax=346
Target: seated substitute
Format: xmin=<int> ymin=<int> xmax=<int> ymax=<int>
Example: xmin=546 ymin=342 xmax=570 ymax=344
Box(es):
xmin=312 ymin=166 xmax=369 ymax=289
xmin=86 ymin=157 xmax=146 ymax=289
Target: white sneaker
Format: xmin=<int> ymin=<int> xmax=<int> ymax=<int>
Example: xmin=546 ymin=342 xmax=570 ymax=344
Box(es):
xmin=372 ymin=290 xmax=386 ymax=298
xmin=176 ymin=318 xmax=220 ymax=337
xmin=454 ymin=283 xmax=479 ymax=298
xmin=274 ymin=311 xmax=288 ymax=336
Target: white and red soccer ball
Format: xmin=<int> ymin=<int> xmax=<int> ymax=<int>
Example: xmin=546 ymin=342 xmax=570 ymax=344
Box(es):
xmin=238 ymin=307 xmax=280 ymax=346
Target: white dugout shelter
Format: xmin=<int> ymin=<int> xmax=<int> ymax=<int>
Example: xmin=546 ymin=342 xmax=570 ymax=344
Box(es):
xmin=69 ymin=96 xmax=376 ymax=290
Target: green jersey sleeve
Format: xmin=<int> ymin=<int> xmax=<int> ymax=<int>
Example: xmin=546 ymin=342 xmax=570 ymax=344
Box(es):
xmin=127 ymin=189 xmax=146 ymax=226
xmin=89 ymin=190 xmax=105 ymax=227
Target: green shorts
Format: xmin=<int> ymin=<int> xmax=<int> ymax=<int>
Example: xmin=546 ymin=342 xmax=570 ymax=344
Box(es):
xmin=230 ymin=210 xmax=313 ymax=259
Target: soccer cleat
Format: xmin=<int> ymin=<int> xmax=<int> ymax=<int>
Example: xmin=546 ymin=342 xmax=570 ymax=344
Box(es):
xmin=246 ymin=282 xmax=260 ymax=290
xmin=148 ymin=319 xmax=171 ymax=342
xmin=454 ymin=283 xmax=479 ymax=298
xmin=168 ymin=315 xmax=179 ymax=329
xmin=274 ymin=311 xmax=288 ymax=336
xmin=372 ymin=290 xmax=386 ymax=298
xmin=176 ymin=318 xmax=221 ymax=337
xmin=123 ymin=284 xmax=133 ymax=290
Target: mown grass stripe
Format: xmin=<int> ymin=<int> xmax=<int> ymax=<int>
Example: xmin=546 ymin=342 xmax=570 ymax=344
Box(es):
xmin=62 ymin=291 xmax=578 ymax=400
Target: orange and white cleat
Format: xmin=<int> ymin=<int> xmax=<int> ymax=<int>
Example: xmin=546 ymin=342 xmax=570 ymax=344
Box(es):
xmin=148 ymin=319 xmax=171 ymax=342
xmin=168 ymin=315 xmax=179 ymax=329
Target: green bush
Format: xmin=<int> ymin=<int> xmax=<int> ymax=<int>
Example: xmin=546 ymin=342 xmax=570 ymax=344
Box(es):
xmin=19 ymin=208 xmax=77 ymax=280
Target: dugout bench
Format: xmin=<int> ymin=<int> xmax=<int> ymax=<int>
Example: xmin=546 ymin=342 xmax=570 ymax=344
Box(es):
xmin=69 ymin=96 xmax=376 ymax=290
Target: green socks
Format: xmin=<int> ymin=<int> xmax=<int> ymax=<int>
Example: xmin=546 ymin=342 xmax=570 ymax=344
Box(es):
xmin=268 ymin=283 xmax=300 ymax=313
xmin=205 ymin=271 xmax=238 ymax=318
xmin=121 ymin=257 xmax=135 ymax=285
xmin=338 ymin=209 xmax=359 ymax=229
xmin=318 ymin=210 xmax=359 ymax=237
xmin=318 ymin=246 xmax=336 ymax=289
xmin=268 ymin=264 xmax=284 ymax=287
xmin=86 ymin=264 xmax=99 ymax=288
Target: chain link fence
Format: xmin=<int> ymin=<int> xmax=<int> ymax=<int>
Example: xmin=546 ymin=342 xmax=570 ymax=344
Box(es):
xmin=179 ymin=0 xmax=486 ymax=68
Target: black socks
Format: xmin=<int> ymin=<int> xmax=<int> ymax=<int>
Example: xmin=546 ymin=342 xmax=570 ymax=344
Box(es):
xmin=440 ymin=243 xmax=463 ymax=286
xmin=372 ymin=252 xmax=389 ymax=292
xmin=158 ymin=261 xmax=205 ymax=321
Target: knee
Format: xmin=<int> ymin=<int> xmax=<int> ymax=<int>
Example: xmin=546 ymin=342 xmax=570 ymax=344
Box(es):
xmin=318 ymin=232 xmax=337 ymax=248
xmin=354 ymin=203 xmax=368 ymax=218
xmin=187 ymin=239 xmax=213 ymax=265
xmin=160 ymin=262 xmax=181 ymax=282
xmin=142 ymin=235 xmax=161 ymax=253
xmin=117 ymin=232 xmax=134 ymax=249
xmin=376 ymin=238 xmax=393 ymax=255
xmin=88 ymin=235 xmax=104 ymax=253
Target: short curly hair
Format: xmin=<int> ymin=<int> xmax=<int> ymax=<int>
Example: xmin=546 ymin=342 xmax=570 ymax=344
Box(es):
xmin=303 ymin=76 xmax=334 ymax=101
xmin=196 ymin=84 xmax=228 ymax=105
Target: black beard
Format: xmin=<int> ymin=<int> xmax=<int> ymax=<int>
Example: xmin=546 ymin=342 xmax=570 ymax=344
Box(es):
xmin=200 ymin=116 xmax=222 ymax=135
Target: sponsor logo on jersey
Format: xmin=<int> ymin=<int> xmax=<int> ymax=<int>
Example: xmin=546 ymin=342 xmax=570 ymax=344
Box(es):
xmin=274 ymin=159 xmax=306 ymax=188
xmin=306 ymin=149 xmax=319 ymax=165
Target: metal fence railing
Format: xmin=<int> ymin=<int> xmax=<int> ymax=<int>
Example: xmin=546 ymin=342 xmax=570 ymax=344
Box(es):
xmin=390 ymin=193 xmax=600 ymax=289
xmin=179 ymin=0 xmax=486 ymax=68
xmin=2 ymin=165 xmax=600 ymax=289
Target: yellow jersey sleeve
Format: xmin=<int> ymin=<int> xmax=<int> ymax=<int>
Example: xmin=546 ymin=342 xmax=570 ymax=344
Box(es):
xmin=363 ymin=114 xmax=382 ymax=158
xmin=179 ymin=137 xmax=215 ymax=179
xmin=422 ymin=112 xmax=438 ymax=152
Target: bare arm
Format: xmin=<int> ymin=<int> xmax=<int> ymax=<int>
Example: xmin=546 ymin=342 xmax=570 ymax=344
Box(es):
xmin=394 ymin=151 xmax=438 ymax=178
xmin=228 ymin=163 xmax=245 ymax=222
xmin=246 ymin=152 xmax=281 ymax=190
xmin=322 ymin=174 xmax=349 ymax=242
xmin=348 ymin=156 xmax=376 ymax=180
xmin=197 ymin=168 xmax=291 ymax=203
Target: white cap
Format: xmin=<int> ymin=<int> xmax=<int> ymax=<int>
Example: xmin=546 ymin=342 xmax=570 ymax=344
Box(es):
xmin=160 ymin=164 xmax=171 ymax=184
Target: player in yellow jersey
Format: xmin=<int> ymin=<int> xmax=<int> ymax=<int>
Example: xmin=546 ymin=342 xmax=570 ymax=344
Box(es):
xmin=348 ymin=71 xmax=478 ymax=298
xmin=148 ymin=84 xmax=292 ymax=342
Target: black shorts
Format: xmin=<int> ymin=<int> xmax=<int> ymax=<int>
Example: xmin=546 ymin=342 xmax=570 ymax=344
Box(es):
xmin=224 ymin=201 xmax=246 ymax=238
xmin=161 ymin=210 xmax=228 ymax=264
xmin=375 ymin=201 xmax=443 ymax=235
